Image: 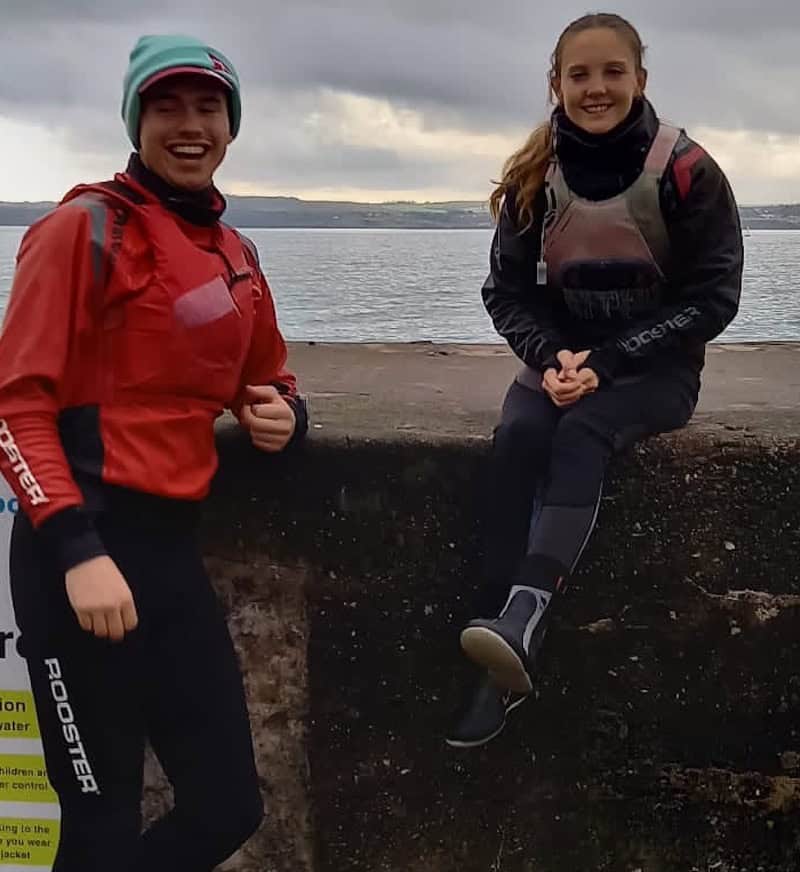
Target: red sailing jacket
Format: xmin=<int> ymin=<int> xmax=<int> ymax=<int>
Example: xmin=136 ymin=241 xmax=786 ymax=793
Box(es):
xmin=0 ymin=173 xmax=300 ymax=540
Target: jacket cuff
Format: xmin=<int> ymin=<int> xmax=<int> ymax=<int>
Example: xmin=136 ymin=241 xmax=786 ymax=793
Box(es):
xmin=582 ymin=347 xmax=620 ymax=385
xmin=38 ymin=507 xmax=107 ymax=574
xmin=284 ymin=395 xmax=309 ymax=447
xmin=537 ymin=343 xmax=562 ymax=372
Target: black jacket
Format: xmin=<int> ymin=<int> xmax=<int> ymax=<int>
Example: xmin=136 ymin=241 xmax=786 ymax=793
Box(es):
xmin=482 ymin=98 xmax=743 ymax=381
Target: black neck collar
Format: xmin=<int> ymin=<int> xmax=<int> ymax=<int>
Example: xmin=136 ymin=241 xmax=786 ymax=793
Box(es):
xmin=126 ymin=153 xmax=226 ymax=226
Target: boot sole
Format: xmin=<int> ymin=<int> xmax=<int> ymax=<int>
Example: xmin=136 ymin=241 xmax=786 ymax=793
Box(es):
xmin=444 ymin=695 xmax=528 ymax=749
xmin=460 ymin=627 xmax=533 ymax=694
xmin=445 ymin=723 xmax=505 ymax=749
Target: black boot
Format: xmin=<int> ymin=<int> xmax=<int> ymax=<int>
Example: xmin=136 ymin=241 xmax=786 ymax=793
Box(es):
xmin=460 ymin=585 xmax=553 ymax=694
xmin=445 ymin=672 xmax=529 ymax=748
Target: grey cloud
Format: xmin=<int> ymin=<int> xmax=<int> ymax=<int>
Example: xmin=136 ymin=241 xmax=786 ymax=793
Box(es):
xmin=2 ymin=0 xmax=170 ymax=23
xmin=1 ymin=0 xmax=799 ymax=197
xmin=216 ymin=86 xmax=503 ymax=196
xmin=209 ymin=0 xmax=800 ymax=134
xmin=227 ymin=139 xmax=475 ymax=193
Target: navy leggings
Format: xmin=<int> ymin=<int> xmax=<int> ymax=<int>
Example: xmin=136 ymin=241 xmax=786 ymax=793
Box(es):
xmin=478 ymin=366 xmax=699 ymax=614
xmin=10 ymin=496 xmax=263 ymax=871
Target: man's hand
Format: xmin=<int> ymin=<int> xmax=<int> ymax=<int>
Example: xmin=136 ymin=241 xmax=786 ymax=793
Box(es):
xmin=65 ymin=556 xmax=138 ymax=642
xmin=240 ymin=384 xmax=296 ymax=453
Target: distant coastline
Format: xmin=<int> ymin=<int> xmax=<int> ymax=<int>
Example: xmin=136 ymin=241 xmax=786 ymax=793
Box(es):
xmin=0 ymin=195 xmax=797 ymax=230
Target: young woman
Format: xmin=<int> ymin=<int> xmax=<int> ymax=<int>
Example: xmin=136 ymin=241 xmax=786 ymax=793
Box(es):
xmin=0 ymin=35 xmax=307 ymax=870
xmin=447 ymin=13 xmax=742 ymax=748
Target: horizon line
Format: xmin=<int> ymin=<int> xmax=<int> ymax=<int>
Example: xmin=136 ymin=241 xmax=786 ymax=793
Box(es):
xmin=0 ymin=193 xmax=797 ymax=210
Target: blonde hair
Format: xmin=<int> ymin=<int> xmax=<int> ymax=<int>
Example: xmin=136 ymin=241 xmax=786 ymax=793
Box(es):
xmin=489 ymin=13 xmax=647 ymax=228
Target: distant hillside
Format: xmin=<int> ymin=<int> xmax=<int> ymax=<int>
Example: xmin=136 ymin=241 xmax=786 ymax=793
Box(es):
xmin=225 ymin=196 xmax=492 ymax=228
xmin=738 ymin=204 xmax=800 ymax=230
xmin=0 ymin=196 xmax=492 ymax=229
xmin=0 ymin=201 xmax=57 ymax=227
xmin=1 ymin=195 xmax=798 ymax=230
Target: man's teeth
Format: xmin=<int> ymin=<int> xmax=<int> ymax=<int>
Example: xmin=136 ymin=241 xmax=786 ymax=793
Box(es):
xmin=171 ymin=145 xmax=206 ymax=155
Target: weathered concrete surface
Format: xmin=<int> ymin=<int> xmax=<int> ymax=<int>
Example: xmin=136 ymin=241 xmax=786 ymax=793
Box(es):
xmin=148 ymin=343 xmax=800 ymax=871
xmin=287 ymin=340 xmax=800 ymax=438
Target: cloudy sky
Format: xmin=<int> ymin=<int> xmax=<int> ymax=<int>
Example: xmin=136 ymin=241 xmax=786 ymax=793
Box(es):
xmin=0 ymin=0 xmax=798 ymax=205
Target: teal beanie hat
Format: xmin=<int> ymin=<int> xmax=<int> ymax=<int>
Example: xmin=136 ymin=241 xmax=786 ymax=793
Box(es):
xmin=122 ymin=34 xmax=242 ymax=148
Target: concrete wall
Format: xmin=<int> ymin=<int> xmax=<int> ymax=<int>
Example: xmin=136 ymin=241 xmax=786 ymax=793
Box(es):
xmin=145 ymin=344 xmax=800 ymax=872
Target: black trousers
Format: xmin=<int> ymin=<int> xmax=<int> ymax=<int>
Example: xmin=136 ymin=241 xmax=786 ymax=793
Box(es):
xmin=10 ymin=498 xmax=263 ymax=872
xmin=478 ymin=366 xmax=699 ymax=615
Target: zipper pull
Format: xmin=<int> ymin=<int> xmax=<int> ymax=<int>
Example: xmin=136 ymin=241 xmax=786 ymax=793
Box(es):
xmin=536 ymin=260 xmax=547 ymax=286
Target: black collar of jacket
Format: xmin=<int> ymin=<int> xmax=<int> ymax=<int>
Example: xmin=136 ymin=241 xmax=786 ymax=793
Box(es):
xmin=552 ymin=97 xmax=660 ymax=201
xmin=126 ymin=153 xmax=227 ymax=226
